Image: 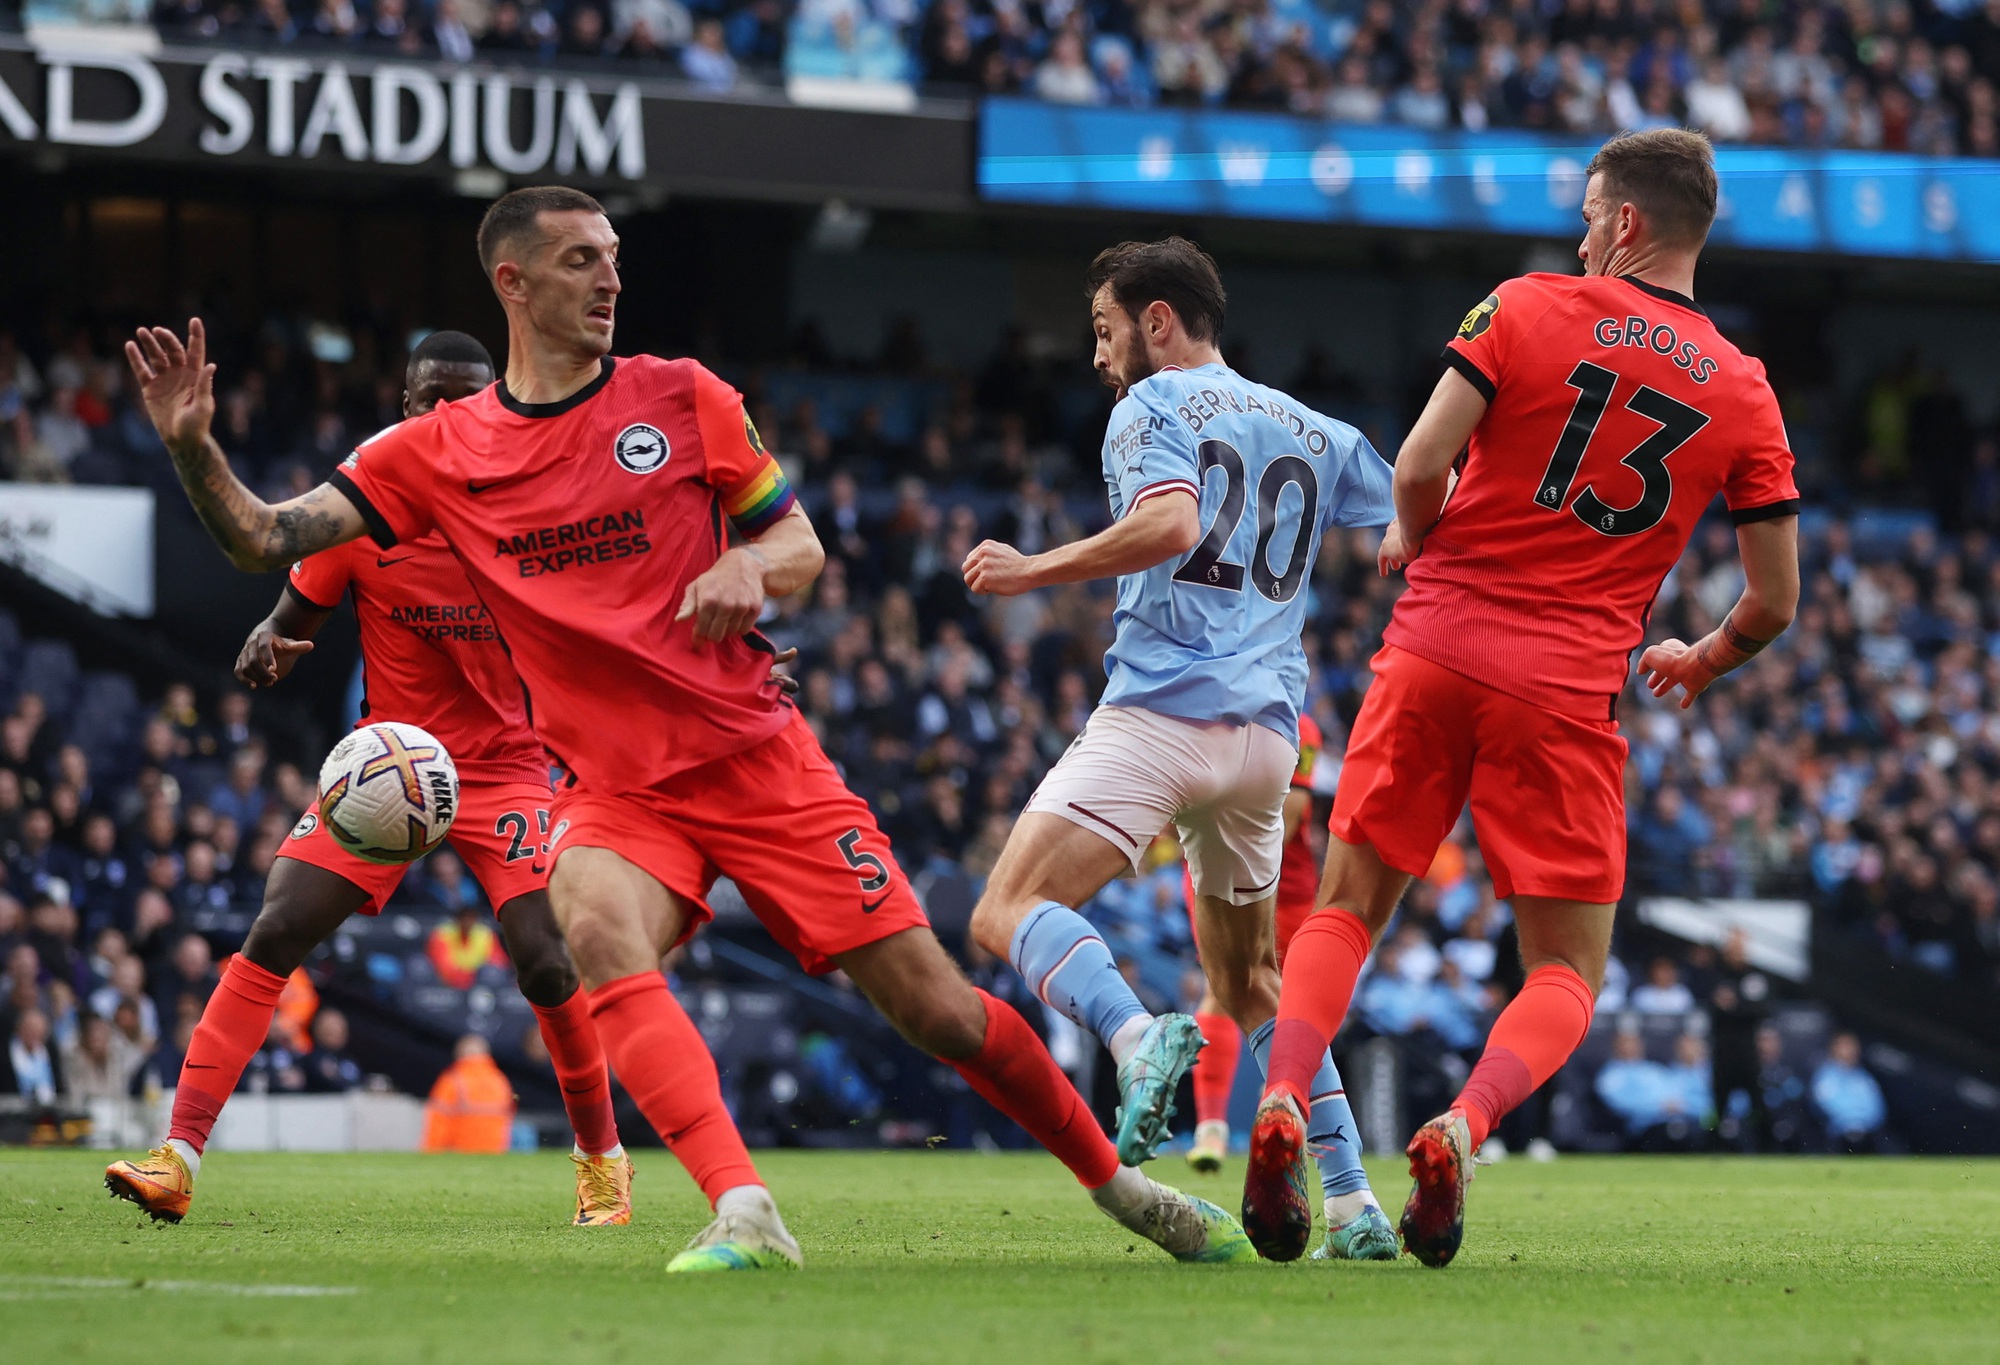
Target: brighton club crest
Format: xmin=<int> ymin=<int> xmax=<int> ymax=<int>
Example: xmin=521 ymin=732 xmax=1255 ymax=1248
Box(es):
xmin=614 ymin=423 xmax=670 ymax=474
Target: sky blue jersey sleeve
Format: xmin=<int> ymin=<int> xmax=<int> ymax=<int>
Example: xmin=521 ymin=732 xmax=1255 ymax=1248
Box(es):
xmin=1325 ymin=427 xmax=1397 ymax=528
xmin=1103 ymin=385 xmax=1200 ymax=519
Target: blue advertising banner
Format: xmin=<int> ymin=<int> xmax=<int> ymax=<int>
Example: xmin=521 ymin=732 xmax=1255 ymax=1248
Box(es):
xmin=978 ymin=97 xmax=2000 ymax=263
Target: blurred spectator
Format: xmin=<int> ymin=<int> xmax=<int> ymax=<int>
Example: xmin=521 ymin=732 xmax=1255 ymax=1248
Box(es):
xmin=1812 ymin=1032 xmax=1890 ymax=1152
xmin=1595 ymin=1030 xmax=1707 ymax=1149
xmin=153 ymin=933 xmax=220 ymax=1025
xmin=422 ymin=1034 xmax=515 ymax=1152
xmin=62 ymin=1011 xmax=143 ymax=1103
xmin=1707 ymin=929 xmax=1768 ymax=1133
xmin=2 ymin=1008 xmax=62 ymax=1104
xmin=1629 ymin=956 xmax=1696 ymax=1015
xmin=1755 ymin=1024 xmax=1817 ymax=1152
xmin=89 ymin=955 xmax=160 ymax=1046
xmin=1035 ymin=30 xmax=1104 ymax=105
xmin=275 ymin=966 xmax=321 ymax=1053
xmin=428 ymin=905 xmax=507 ymax=989
xmin=683 ymin=18 xmax=739 ymax=90
xmin=419 ymin=847 xmax=484 ymax=914
xmin=242 ymin=1016 xmax=309 ymax=1093
xmin=304 ymin=1008 xmax=364 ymax=1092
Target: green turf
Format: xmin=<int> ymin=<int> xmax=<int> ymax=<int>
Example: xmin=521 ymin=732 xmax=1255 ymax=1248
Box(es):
xmin=3 ymin=1149 xmax=1996 ymax=1363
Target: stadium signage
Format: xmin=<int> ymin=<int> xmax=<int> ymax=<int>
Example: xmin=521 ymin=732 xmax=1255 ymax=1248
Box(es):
xmin=979 ymin=97 xmax=2000 ymax=264
xmin=0 ymin=36 xmax=643 ymax=177
xmin=0 ymin=34 xmax=974 ymax=207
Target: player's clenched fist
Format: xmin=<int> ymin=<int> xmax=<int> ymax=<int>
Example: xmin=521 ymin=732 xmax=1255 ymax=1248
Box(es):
xmin=1637 ymin=638 xmax=1717 ymax=710
xmin=676 ymin=545 xmax=769 ymax=642
xmin=963 ymin=540 xmax=1038 ymax=596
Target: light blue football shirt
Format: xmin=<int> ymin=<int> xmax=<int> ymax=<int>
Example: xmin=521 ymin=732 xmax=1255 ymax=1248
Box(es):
xmin=1098 ymin=362 xmax=1395 ymax=742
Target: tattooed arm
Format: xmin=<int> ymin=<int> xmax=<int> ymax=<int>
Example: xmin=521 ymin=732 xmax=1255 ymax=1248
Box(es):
xmin=125 ymin=320 xmax=367 ymax=572
xmin=1639 ymin=516 xmax=1800 ymax=710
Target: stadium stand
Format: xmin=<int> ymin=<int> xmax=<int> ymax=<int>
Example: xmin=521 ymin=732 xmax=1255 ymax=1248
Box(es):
xmin=9 ymin=0 xmax=2000 ymax=156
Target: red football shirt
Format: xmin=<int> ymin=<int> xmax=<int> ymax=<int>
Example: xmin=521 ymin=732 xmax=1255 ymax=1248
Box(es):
xmin=327 ymin=356 xmax=799 ymax=794
xmin=1274 ymin=712 xmax=1323 ymax=913
xmin=1386 ymin=273 xmax=1798 ymax=720
xmin=287 ymin=534 xmax=548 ymax=784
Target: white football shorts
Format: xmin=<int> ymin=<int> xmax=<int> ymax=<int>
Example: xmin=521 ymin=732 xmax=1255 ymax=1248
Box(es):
xmin=1024 ymin=704 xmax=1296 ymax=904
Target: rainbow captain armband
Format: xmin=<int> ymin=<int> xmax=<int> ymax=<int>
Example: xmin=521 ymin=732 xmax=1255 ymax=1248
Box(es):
xmin=723 ymin=457 xmax=797 ymax=537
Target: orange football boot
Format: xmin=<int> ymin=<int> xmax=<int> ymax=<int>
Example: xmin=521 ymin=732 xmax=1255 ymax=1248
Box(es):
xmin=105 ymin=1145 xmax=194 ymax=1223
xmin=572 ymin=1151 xmax=633 ymax=1226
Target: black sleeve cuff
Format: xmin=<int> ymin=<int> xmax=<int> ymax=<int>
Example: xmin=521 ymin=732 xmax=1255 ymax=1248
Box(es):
xmin=1730 ymin=497 xmax=1801 ymax=526
xmin=327 ymin=467 xmax=398 ymax=549
xmin=1442 ymin=348 xmax=1497 ymax=402
xmin=284 ymin=582 xmax=338 ymax=614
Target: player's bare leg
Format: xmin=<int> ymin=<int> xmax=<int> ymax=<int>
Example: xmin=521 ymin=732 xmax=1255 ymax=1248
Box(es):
xmin=1192 ymin=890 xmax=1395 ymax=1262
xmin=1243 ymin=836 xmax=1411 ymax=1260
xmin=493 ymin=889 xmax=630 ymax=1226
xmin=106 ymin=860 xmax=363 ymax=1222
xmin=968 ymin=813 xmax=1205 ymax=1164
xmin=549 ymin=847 xmax=798 ymax=1271
xmin=835 ymin=928 xmax=1253 ymax=1264
xmin=1401 ymin=896 xmax=1609 ymax=1268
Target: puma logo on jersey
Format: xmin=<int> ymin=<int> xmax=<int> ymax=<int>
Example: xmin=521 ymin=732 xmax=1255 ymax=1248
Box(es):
xmin=614 ymin=423 xmax=670 ymax=474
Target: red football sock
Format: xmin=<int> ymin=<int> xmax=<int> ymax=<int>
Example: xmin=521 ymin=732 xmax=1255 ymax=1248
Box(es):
xmin=1191 ymin=1011 xmax=1241 ymax=1126
xmin=950 ymin=989 xmax=1119 ymax=1189
xmin=168 ymin=955 xmax=289 ymax=1154
xmin=1454 ymin=963 xmax=1595 ymax=1149
xmin=531 ymin=989 xmax=620 ymax=1157
xmin=587 ymin=972 xmax=760 ymax=1205
xmin=1263 ymin=909 xmax=1375 ymax=1112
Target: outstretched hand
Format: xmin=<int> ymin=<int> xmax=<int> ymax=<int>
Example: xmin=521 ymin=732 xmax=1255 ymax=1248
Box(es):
xmin=124 ymin=319 xmax=216 ymax=453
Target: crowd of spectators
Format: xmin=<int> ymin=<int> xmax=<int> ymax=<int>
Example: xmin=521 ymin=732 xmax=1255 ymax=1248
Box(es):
xmin=18 ymin=0 xmax=2000 ymax=158
xmin=0 ymin=299 xmax=1982 ymax=1153
xmin=950 ymin=0 xmax=2000 ymax=159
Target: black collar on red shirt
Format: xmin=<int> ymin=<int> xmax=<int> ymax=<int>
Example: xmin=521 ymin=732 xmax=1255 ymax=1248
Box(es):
xmin=496 ymin=356 xmax=616 ymax=417
xmin=1617 ymin=275 xmax=1706 ymax=317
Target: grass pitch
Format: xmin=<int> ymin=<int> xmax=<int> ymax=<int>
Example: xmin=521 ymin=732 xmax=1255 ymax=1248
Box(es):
xmin=2 ymin=1149 xmax=1995 ymax=1364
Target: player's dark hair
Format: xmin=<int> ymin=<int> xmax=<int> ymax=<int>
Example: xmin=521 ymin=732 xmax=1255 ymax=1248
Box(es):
xmin=1085 ymin=237 xmax=1227 ymax=344
xmin=476 ymin=185 xmax=606 ymax=274
xmin=1586 ymin=129 xmax=1718 ymax=248
xmin=407 ymin=330 xmax=493 ymax=376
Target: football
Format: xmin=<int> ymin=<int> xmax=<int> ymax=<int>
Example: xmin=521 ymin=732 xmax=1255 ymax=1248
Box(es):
xmin=316 ymin=721 xmax=460 ymax=866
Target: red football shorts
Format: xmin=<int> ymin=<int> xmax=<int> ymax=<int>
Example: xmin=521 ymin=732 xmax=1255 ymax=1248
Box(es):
xmin=278 ymin=775 xmax=554 ymax=915
xmin=549 ymin=710 xmax=929 ymax=975
xmin=1330 ymin=645 xmax=1628 ymax=905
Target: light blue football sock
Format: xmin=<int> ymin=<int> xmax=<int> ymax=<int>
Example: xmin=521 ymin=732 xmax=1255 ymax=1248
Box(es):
xmin=1248 ymin=1018 xmax=1370 ymax=1199
xmin=1009 ymin=900 xmax=1151 ymax=1047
